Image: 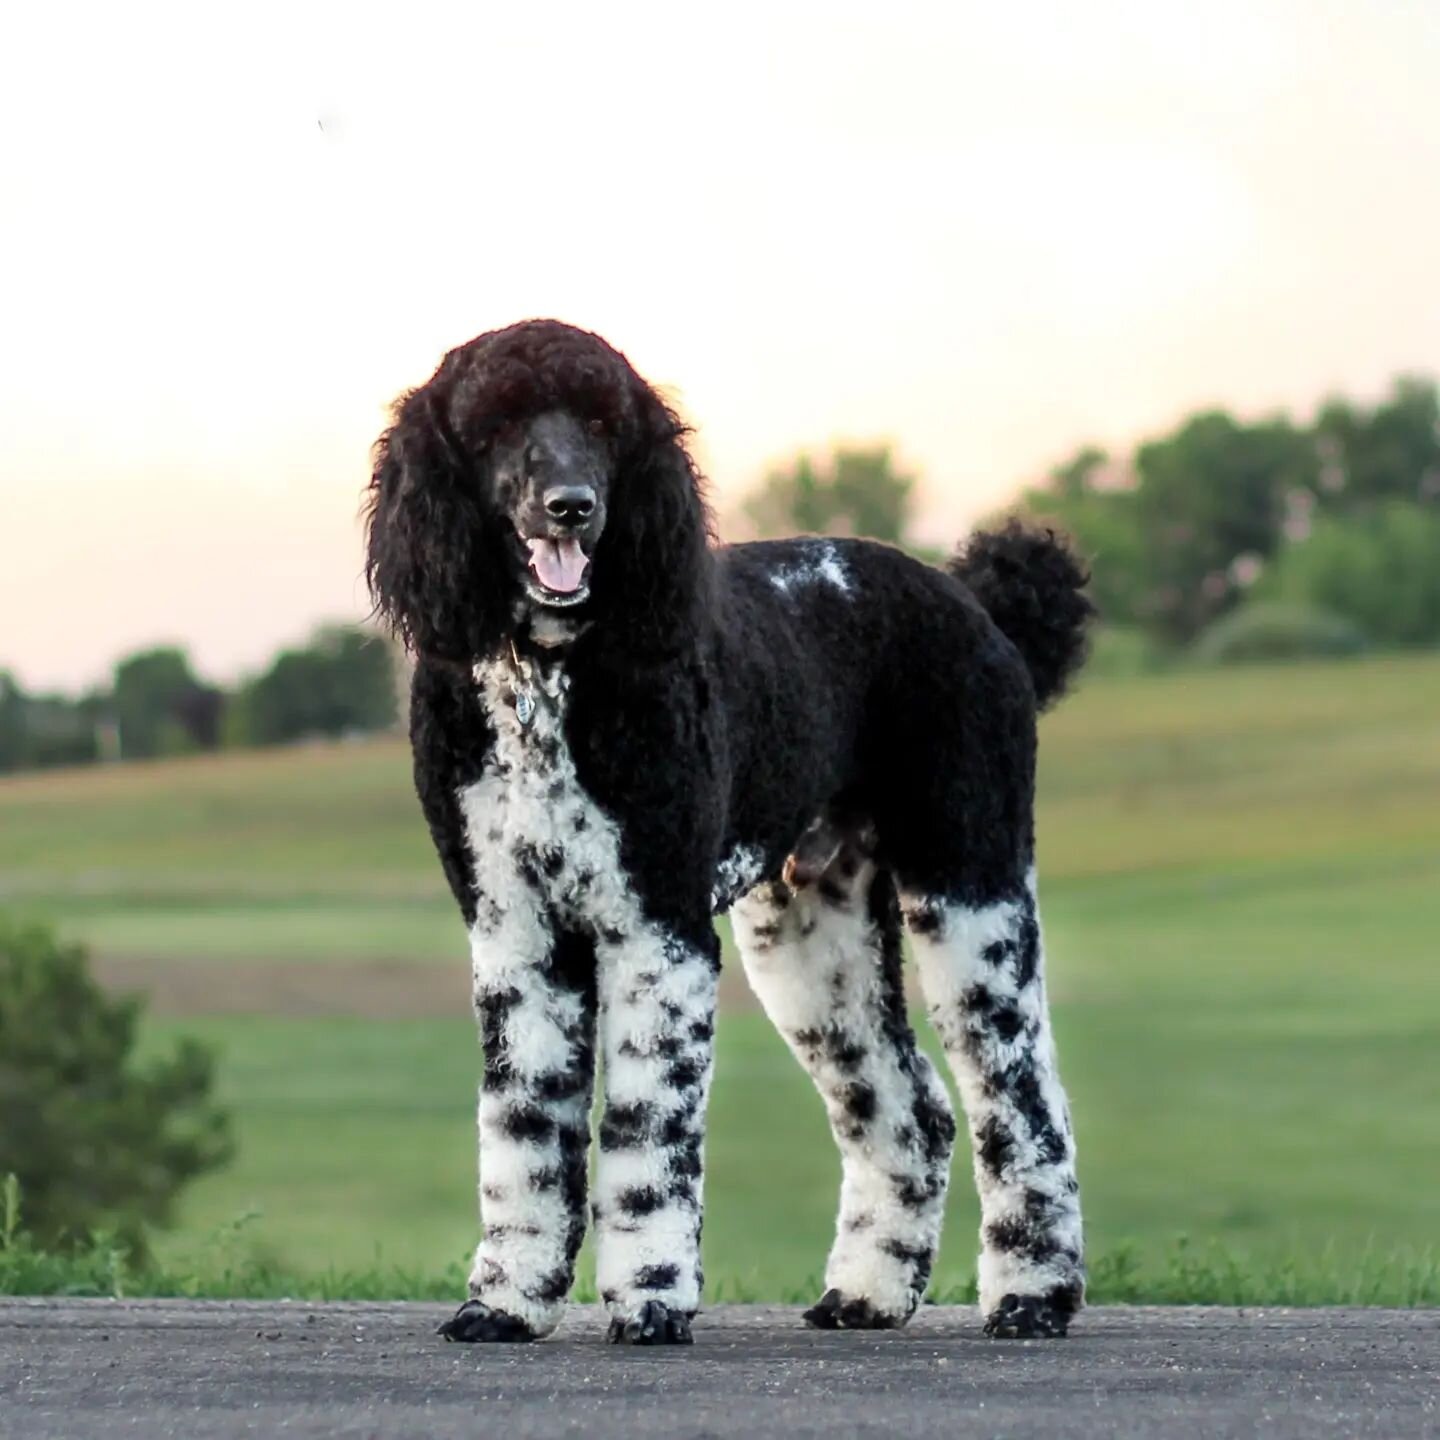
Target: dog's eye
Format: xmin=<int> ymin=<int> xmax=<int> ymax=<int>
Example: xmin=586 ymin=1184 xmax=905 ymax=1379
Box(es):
xmin=588 ymin=418 xmax=607 ymax=438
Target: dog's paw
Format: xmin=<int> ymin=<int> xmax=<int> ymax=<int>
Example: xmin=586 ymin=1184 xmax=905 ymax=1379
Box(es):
xmin=605 ymin=1300 xmax=694 ymax=1346
xmin=982 ymin=1291 xmax=1072 ymax=1339
xmin=802 ymin=1287 xmax=908 ymax=1331
xmin=437 ymin=1299 xmax=537 ymax=1343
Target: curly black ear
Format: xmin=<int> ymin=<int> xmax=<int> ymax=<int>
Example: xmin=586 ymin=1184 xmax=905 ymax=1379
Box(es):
xmin=587 ymin=387 xmax=714 ymax=655
xmin=363 ymin=382 xmax=514 ymax=662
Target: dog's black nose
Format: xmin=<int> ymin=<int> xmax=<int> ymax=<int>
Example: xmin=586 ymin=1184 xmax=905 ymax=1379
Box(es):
xmin=543 ymin=485 xmax=596 ymax=525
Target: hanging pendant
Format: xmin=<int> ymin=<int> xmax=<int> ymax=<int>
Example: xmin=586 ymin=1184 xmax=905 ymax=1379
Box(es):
xmin=514 ymin=686 xmax=536 ymax=727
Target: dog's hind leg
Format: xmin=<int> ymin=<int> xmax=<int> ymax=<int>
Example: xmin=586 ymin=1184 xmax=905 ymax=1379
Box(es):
xmin=732 ymin=861 xmax=956 ymax=1329
xmin=901 ymin=870 xmax=1085 ymax=1338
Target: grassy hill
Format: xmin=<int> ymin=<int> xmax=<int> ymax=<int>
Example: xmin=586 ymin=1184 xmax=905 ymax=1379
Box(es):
xmin=3 ymin=653 xmax=1439 ymax=1300
xmin=4 ymin=652 xmax=1438 ymax=959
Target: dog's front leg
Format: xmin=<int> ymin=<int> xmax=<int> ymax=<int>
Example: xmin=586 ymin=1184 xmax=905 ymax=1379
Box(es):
xmin=593 ymin=922 xmax=720 ymax=1345
xmin=440 ymin=923 xmax=597 ymax=1343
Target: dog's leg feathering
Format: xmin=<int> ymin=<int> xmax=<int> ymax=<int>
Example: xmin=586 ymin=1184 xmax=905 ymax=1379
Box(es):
xmin=903 ymin=870 xmax=1084 ymax=1338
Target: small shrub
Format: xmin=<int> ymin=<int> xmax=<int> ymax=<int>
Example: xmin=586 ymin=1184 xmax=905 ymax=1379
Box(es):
xmin=1191 ymin=603 xmax=1368 ymax=665
xmin=0 ymin=917 xmax=233 ymax=1259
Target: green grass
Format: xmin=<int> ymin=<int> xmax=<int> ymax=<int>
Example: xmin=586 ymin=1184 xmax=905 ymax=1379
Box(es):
xmin=3 ymin=653 xmax=1439 ymax=959
xmin=8 ymin=1222 xmax=1437 ymax=1307
xmin=4 ymin=1004 xmax=1438 ymax=1306
xmin=0 ymin=895 xmax=466 ymax=965
xmin=3 ymin=652 xmax=1440 ymax=1301
xmin=116 ymin=984 xmax=1436 ymax=1303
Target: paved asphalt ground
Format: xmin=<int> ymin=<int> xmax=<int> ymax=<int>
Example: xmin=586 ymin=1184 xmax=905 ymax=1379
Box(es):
xmin=3 ymin=1300 xmax=1437 ymax=1438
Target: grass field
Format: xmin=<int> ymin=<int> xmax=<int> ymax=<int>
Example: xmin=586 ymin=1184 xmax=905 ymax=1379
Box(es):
xmin=3 ymin=653 xmax=1439 ymax=1301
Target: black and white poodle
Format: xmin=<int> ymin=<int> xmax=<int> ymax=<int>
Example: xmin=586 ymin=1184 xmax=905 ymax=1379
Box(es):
xmin=364 ymin=319 xmax=1091 ymax=1346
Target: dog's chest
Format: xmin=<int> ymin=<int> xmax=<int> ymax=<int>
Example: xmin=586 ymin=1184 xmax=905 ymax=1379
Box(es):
xmin=457 ymin=661 xmax=625 ymax=933
xmin=456 ymin=656 xmax=772 ymax=927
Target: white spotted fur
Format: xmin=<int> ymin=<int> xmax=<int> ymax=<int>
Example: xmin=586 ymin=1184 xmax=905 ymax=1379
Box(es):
xmin=733 ymin=869 xmax=953 ymax=1322
xmin=770 ymin=541 xmax=852 ymax=597
xmin=902 ymin=870 xmax=1084 ymax=1318
xmin=459 ymin=659 xmax=716 ymax=1333
xmin=712 ymin=843 xmax=766 ymax=911
xmin=455 ymin=654 xmax=1079 ymax=1335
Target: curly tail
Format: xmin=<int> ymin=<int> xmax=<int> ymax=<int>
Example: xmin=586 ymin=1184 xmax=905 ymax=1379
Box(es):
xmin=949 ymin=521 xmax=1095 ymax=710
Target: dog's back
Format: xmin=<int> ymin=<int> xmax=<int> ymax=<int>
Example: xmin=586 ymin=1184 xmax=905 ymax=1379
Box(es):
xmin=707 ymin=529 xmax=1091 ymax=902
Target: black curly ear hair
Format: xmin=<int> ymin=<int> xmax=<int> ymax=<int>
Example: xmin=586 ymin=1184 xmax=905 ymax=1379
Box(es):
xmin=363 ymin=374 xmax=516 ymax=663
xmin=586 ymin=385 xmax=715 ymax=656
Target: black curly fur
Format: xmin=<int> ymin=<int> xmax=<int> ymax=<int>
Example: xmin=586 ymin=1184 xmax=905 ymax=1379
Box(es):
xmin=949 ymin=521 xmax=1094 ymax=711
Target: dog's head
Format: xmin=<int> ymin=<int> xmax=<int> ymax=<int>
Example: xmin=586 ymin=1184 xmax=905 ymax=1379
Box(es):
xmin=364 ymin=320 xmax=712 ymax=661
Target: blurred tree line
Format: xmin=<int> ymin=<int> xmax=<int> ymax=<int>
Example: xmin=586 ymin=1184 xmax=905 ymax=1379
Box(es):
xmin=7 ymin=372 xmax=1435 ymax=778
xmin=747 ymin=376 xmax=1440 ymax=660
xmin=0 ymin=624 xmax=398 ymax=776
xmin=1023 ymin=376 xmax=1440 ymax=651
xmin=745 ymin=445 xmax=917 ymax=546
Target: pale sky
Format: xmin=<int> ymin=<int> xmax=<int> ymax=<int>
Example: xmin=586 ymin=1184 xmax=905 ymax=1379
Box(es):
xmin=3 ymin=0 xmax=1438 ymax=690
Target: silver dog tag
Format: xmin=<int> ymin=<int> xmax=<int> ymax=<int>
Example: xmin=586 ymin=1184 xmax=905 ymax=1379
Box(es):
xmin=514 ymin=687 xmax=536 ymax=726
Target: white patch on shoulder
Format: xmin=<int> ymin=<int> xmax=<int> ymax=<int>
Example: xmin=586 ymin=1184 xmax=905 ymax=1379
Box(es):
xmin=711 ymin=843 xmax=767 ymax=912
xmin=770 ymin=541 xmax=852 ymax=598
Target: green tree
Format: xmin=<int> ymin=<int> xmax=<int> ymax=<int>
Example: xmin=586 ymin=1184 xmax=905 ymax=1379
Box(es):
xmin=111 ymin=647 xmax=220 ymax=760
xmin=15 ymin=694 xmax=100 ymax=770
xmin=1016 ymin=373 xmax=1439 ymax=653
xmin=744 ymin=454 xmax=831 ymax=537
xmin=1019 ymin=447 xmax=1148 ymax=626
xmin=1261 ymin=501 xmax=1440 ymax=646
xmin=1312 ymin=377 xmax=1440 ymax=510
xmin=232 ymin=625 xmax=397 ymax=747
xmin=0 ymin=918 xmax=232 ymax=1256
xmin=1047 ymin=444 xmax=1110 ymax=501
xmin=0 ymin=674 xmax=101 ymax=774
xmin=0 ymin=673 xmax=26 ymax=773
xmin=744 ymin=445 xmax=915 ymax=543
xmin=1131 ymin=412 xmax=1315 ymax=644
xmin=826 ymin=447 xmax=914 ymax=543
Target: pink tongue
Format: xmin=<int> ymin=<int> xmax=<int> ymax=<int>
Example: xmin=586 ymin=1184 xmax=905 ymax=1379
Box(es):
xmin=527 ymin=537 xmax=589 ymax=593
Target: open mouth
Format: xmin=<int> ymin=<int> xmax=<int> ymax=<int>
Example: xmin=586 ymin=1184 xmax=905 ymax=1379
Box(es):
xmin=524 ymin=535 xmax=592 ymax=607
